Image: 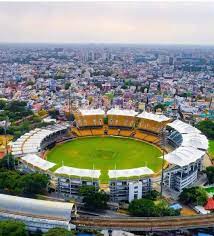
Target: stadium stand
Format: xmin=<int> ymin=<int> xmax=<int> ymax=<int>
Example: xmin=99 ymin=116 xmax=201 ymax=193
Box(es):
xmin=137 ymin=111 xmax=171 ymax=134
xmin=107 ymin=108 xmax=138 ymax=128
xmin=74 ymin=109 xmax=105 ymax=128
xmin=91 ymin=128 xmax=104 ymax=136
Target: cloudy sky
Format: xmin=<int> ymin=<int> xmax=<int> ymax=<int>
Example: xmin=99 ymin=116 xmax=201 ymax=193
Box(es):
xmin=0 ymin=1 xmax=214 ymax=44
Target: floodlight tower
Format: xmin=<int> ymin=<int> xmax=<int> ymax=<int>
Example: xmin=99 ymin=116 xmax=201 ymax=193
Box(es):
xmin=160 ymin=125 xmax=166 ymax=197
xmin=68 ymin=84 xmax=75 ymax=125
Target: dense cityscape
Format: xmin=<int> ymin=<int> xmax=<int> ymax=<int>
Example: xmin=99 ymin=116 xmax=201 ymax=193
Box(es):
xmin=0 ymin=1 xmax=214 ymax=236
xmin=0 ymin=44 xmax=213 ymax=122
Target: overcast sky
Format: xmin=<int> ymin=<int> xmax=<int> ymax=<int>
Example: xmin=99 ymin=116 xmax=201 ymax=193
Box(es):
xmin=0 ymin=1 xmax=214 ymax=44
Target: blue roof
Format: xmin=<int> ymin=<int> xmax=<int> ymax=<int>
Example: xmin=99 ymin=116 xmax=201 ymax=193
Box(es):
xmin=169 ymin=203 xmax=182 ymax=210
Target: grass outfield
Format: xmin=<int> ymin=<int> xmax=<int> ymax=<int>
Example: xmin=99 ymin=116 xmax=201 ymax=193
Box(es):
xmin=208 ymin=140 xmax=214 ymax=160
xmin=47 ymin=136 xmax=163 ymax=183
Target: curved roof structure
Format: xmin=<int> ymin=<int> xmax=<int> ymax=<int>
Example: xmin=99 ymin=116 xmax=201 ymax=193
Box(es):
xmin=168 ymin=120 xmax=201 ymax=134
xmin=108 ymin=167 xmax=154 ymax=178
xmin=0 ymin=194 xmax=76 ymax=221
xmin=181 ymin=133 xmax=209 ymax=150
xmin=107 ymin=108 xmax=138 ymax=117
xmin=11 ymin=124 xmax=68 ymax=156
xmin=55 ymin=166 xmax=101 ymax=178
xmin=163 ymin=147 xmax=205 ymax=167
xmin=137 ymin=111 xmax=170 ymax=122
xmin=21 ymin=154 xmax=55 ymax=171
xmin=79 ymin=108 xmax=105 ymax=116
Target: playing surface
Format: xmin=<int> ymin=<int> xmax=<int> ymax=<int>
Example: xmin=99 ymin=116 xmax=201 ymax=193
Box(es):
xmin=47 ymin=136 xmax=163 ymax=183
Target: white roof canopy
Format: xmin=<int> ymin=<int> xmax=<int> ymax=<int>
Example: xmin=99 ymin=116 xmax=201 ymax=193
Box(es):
xmin=108 ymin=167 xmax=154 ymax=178
xmin=79 ymin=108 xmax=105 ymax=116
xmin=55 ymin=166 xmax=101 ymax=178
xmin=181 ymin=133 xmax=209 ymax=150
xmin=163 ymin=146 xmax=205 ymax=167
xmin=107 ymin=108 xmax=138 ymax=117
xmin=137 ymin=111 xmax=170 ymax=122
xmin=21 ymin=154 xmax=56 ymax=170
xmin=12 ymin=124 xmax=68 ymax=156
xmin=168 ymin=120 xmax=201 ymax=134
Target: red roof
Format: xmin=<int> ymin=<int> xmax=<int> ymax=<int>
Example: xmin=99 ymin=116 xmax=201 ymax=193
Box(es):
xmin=204 ymin=198 xmax=214 ymax=210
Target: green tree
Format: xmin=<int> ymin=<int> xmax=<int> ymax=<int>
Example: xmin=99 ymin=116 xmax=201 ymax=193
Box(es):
xmin=21 ymin=173 xmax=49 ymax=195
xmin=43 ymin=228 xmax=75 ymax=236
xmin=143 ymin=190 xmax=160 ymax=200
xmin=179 ymin=187 xmax=208 ymax=206
xmin=79 ymin=185 xmax=96 ymax=196
xmin=128 ymin=198 xmax=180 ymax=217
xmin=128 ymin=198 xmax=156 ymax=217
xmin=64 ymin=82 xmax=71 ymax=90
xmin=79 ymin=186 xmax=109 ymax=211
xmin=0 ymin=99 xmax=6 ymax=110
xmin=49 ymin=109 xmax=59 ymax=119
xmin=196 ymin=120 xmax=214 ymax=139
xmin=205 ymin=166 xmax=214 ymax=184
xmin=0 ymin=169 xmax=49 ymax=196
xmin=0 ymin=220 xmax=28 ymax=236
xmin=154 ymin=103 xmax=166 ymax=112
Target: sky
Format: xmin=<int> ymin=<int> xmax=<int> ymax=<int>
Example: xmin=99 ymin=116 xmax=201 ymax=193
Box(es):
xmin=0 ymin=1 xmax=214 ymax=45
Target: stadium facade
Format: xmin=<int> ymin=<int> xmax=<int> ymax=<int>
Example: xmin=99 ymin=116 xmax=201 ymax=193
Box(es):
xmin=11 ymin=109 xmax=208 ymax=203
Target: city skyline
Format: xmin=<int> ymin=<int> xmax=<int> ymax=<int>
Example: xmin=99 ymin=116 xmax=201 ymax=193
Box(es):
xmin=1 ymin=1 xmax=214 ymax=45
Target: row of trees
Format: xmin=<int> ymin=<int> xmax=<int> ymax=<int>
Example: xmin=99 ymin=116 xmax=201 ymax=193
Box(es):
xmin=179 ymin=186 xmax=208 ymax=206
xmin=196 ymin=120 xmax=214 ymax=140
xmin=0 ymin=155 xmax=49 ymax=196
xmin=128 ymin=198 xmax=180 ymax=217
xmin=0 ymin=100 xmax=55 ymax=139
xmin=0 ymin=169 xmax=49 ymax=196
xmin=0 ymin=221 xmax=103 ymax=236
xmin=79 ymin=186 xmax=109 ymax=211
xmin=205 ymin=166 xmax=214 ymax=184
xmin=0 ymin=100 xmax=33 ymax=123
xmin=0 ymin=221 xmax=75 ymax=236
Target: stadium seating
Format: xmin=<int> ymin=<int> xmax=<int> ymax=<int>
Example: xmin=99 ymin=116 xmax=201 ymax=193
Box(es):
xmin=91 ymin=128 xmax=104 ymax=136
xmin=137 ymin=119 xmax=166 ymax=134
xmin=108 ymin=128 xmax=120 ymax=136
xmin=72 ymin=127 xmax=81 ymax=136
xmin=108 ymin=115 xmax=135 ymax=128
xmin=119 ymin=130 xmax=132 ymax=137
xmin=79 ymin=129 xmax=92 ymax=136
xmin=134 ymin=130 xmax=148 ymax=140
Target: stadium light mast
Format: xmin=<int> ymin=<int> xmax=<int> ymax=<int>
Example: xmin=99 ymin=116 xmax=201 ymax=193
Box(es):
xmin=160 ymin=149 xmax=165 ymax=197
xmin=68 ymin=87 xmax=71 ymax=124
xmin=4 ymin=116 xmax=9 ymax=167
xmin=160 ymin=124 xmax=166 ymax=197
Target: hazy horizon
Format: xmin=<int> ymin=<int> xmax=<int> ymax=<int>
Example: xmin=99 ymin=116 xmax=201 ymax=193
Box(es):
xmin=1 ymin=2 xmax=214 ymax=45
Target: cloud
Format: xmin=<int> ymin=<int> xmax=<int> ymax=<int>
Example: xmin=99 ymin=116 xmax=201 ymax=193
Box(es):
xmin=0 ymin=2 xmax=214 ymax=44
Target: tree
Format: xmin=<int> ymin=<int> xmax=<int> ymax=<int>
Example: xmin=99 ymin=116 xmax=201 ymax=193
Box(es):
xmin=64 ymin=82 xmax=71 ymax=90
xmin=0 ymin=220 xmax=28 ymax=236
xmin=43 ymin=228 xmax=75 ymax=236
xmin=205 ymin=166 xmax=214 ymax=184
xmin=128 ymin=198 xmax=156 ymax=217
xmin=179 ymin=187 xmax=208 ymax=206
xmin=0 ymin=99 xmax=6 ymax=110
xmin=49 ymin=109 xmax=59 ymax=119
xmin=79 ymin=186 xmax=109 ymax=211
xmin=143 ymin=190 xmax=160 ymax=200
xmin=0 ymin=169 xmax=49 ymax=196
xmin=128 ymin=198 xmax=180 ymax=217
xmin=154 ymin=103 xmax=166 ymax=112
xmin=196 ymin=120 xmax=214 ymax=139
xmin=79 ymin=185 xmax=96 ymax=196
xmin=21 ymin=173 xmax=49 ymax=195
